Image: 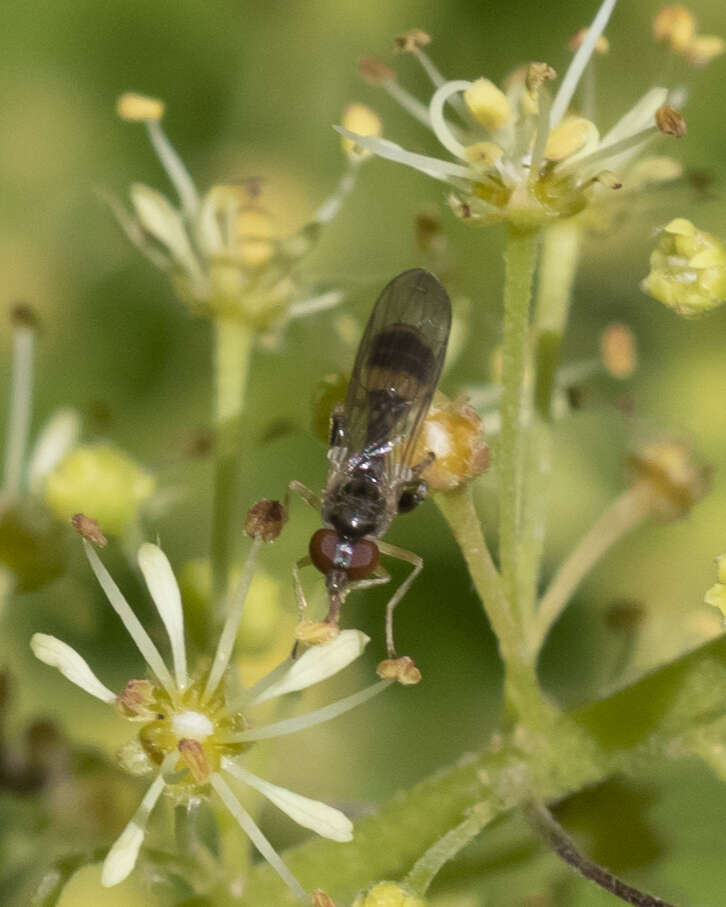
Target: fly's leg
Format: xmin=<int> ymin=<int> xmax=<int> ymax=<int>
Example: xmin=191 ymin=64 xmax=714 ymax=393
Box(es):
xmin=288 ymin=480 xmax=321 ymax=512
xmin=292 ymin=555 xmax=312 ymax=620
xmin=346 ymin=565 xmax=390 ymax=596
xmin=375 ymin=541 xmax=424 ymax=685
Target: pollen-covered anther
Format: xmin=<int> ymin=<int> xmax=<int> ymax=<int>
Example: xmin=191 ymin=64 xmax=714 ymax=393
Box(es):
xmin=116 ymin=679 xmax=157 ymax=720
xmin=244 ymin=498 xmax=288 ymax=542
xmin=71 ymin=513 xmax=108 ymax=548
xmin=628 ymin=440 xmax=710 ymax=521
xmin=358 ymin=56 xmax=396 ymax=85
xmin=525 ymin=62 xmax=557 ymax=94
xmin=655 ymin=105 xmax=687 ymax=137
xmin=295 ymin=619 xmax=341 ymax=645
xmin=464 ymin=78 xmax=511 ymax=131
xmin=376 ymin=656 xmax=422 ymax=686
xmin=686 ymin=35 xmax=725 ymax=66
xmin=653 ymin=5 xmax=696 ymax=53
xmin=116 ymin=92 xmax=165 ymax=122
xmin=311 ymin=891 xmax=338 ymax=907
xmin=545 ymin=116 xmax=598 ymax=162
xmin=464 ymin=141 xmax=504 ymax=170
xmin=178 ymin=738 xmax=211 ymax=784
xmin=569 ymin=27 xmax=610 ymax=54
xmin=394 ymin=28 xmax=431 ymax=54
xmin=600 ymin=323 xmax=637 ymax=379
xmin=340 ymin=103 xmax=383 ymax=160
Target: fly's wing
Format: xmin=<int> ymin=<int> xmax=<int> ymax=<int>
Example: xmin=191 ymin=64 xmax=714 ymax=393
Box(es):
xmin=341 ymin=268 xmax=451 ymax=472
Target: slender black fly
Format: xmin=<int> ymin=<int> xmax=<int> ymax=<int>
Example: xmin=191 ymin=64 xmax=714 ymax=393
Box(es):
xmin=290 ymin=268 xmax=451 ymax=676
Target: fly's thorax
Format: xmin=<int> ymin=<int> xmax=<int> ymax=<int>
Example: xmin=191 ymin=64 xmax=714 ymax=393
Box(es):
xmin=322 ymin=464 xmax=390 ymax=540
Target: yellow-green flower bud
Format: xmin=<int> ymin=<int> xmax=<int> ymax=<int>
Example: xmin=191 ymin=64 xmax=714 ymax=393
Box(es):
xmin=641 ymin=219 xmax=726 ymax=317
xmin=353 ymin=882 xmax=427 ymax=907
xmin=43 ymin=444 xmax=154 ymax=536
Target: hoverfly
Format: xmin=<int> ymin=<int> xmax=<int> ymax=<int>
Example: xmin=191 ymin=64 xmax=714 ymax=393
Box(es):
xmin=290 ymin=268 xmax=451 ymax=676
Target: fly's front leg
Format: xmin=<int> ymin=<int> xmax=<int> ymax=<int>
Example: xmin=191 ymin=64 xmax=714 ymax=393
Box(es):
xmin=375 ymin=541 xmax=424 ymax=685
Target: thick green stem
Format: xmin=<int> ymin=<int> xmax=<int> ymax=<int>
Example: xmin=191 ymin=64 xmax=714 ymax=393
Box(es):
xmin=436 ymin=487 xmax=550 ymax=725
xmin=211 ymin=318 xmax=254 ymax=637
xmin=517 ymin=222 xmax=582 ymax=623
xmin=531 ymin=482 xmax=653 ymax=656
xmin=239 ymin=631 xmax=726 ymax=904
xmin=498 ymin=227 xmax=539 ymax=621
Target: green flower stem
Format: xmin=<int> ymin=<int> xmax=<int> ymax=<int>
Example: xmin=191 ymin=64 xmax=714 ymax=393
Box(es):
xmin=517 ymin=221 xmax=582 ymax=624
xmin=239 ymin=632 xmax=726 ymax=904
xmin=498 ymin=227 xmax=540 ymax=622
xmin=530 ymin=482 xmax=653 ymax=656
xmin=404 ymin=801 xmax=497 ymax=896
xmin=436 ymin=486 xmax=549 ymax=727
xmin=211 ymin=317 xmax=254 ymax=636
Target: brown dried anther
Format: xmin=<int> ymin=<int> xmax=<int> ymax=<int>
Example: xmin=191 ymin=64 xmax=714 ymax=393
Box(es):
xmin=71 ymin=513 xmax=108 ymax=548
xmin=377 ymin=655 xmax=422 ymax=685
xmin=178 ymin=738 xmax=211 ymax=783
xmin=394 ymin=28 xmax=431 ymax=54
xmin=244 ymin=498 xmax=288 ymax=542
xmin=358 ymin=56 xmax=396 ymax=84
xmin=655 ymin=105 xmax=687 ymax=137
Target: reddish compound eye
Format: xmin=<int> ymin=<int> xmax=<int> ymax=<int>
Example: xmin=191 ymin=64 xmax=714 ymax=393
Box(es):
xmin=309 ymin=529 xmax=379 ymax=580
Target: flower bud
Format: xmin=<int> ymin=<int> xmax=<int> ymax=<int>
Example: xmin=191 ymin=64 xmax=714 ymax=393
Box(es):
xmin=353 ymin=881 xmax=427 ymax=907
xmin=641 ymin=219 xmax=726 ymax=317
xmin=414 ymin=395 xmax=490 ymax=492
xmin=653 ymin=5 xmax=696 ymax=52
xmin=340 ymin=103 xmax=383 ymax=161
xmin=628 ymin=439 xmax=709 ymax=521
xmin=464 ymin=79 xmax=511 ymax=131
xmin=43 ymin=444 xmax=154 ymax=536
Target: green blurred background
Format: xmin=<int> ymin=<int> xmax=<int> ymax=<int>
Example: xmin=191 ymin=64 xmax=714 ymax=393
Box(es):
xmin=2 ymin=0 xmax=726 ymax=903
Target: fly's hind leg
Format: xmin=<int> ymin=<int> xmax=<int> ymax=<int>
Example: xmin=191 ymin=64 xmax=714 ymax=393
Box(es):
xmin=375 ymin=541 xmax=424 ymax=685
xmin=288 ymin=480 xmax=321 ymax=512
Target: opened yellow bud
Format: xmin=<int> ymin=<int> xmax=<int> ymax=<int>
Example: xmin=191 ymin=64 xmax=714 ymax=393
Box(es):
xmin=415 ymin=396 xmax=490 ymax=492
xmin=116 ymin=92 xmax=165 ymax=122
xmin=641 ymin=218 xmax=726 ymax=317
xmin=341 ymin=103 xmax=383 ymax=160
xmin=352 ymin=882 xmax=427 ymax=907
xmin=464 ymin=78 xmax=511 ymax=131
xmin=569 ymin=28 xmax=610 ymax=54
xmin=43 ymin=444 xmax=154 ymax=536
xmin=464 ymin=141 xmax=504 ymax=170
xmin=686 ymin=34 xmax=725 ymax=66
xmin=545 ymin=117 xmax=598 ymax=162
xmin=653 ymin=5 xmax=696 ymax=52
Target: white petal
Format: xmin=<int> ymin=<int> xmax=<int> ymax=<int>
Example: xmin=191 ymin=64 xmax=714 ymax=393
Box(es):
xmin=333 ymin=128 xmax=476 ymax=183
xmin=288 ymin=290 xmax=344 ymax=320
xmin=137 ymin=544 xmax=187 ymax=690
xmin=196 ymin=187 xmax=225 ymax=256
xmin=30 ymin=633 xmax=116 ymax=703
xmin=101 ymin=754 xmax=173 ymax=887
xmin=100 ymin=188 xmax=173 ymax=271
xmin=210 ymin=773 xmax=306 ymax=899
xmin=250 ymin=629 xmax=370 ymax=705
xmin=130 ymin=184 xmax=204 ymax=283
xmin=221 ymin=758 xmax=353 ymax=842
xmin=27 ymin=408 xmax=81 ymax=491
xmin=101 ymin=823 xmax=144 ymax=887
xmin=600 ymin=87 xmax=668 ymax=147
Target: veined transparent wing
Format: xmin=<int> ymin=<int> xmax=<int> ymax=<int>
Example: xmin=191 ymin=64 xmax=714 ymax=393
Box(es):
xmin=341 ymin=268 xmax=451 ymax=473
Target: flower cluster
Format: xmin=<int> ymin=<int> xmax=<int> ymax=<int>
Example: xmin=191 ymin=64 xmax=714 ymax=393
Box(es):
xmin=339 ymin=0 xmax=706 ymax=230
xmin=32 ymin=516 xmax=390 ymax=897
xmin=110 ymin=94 xmax=381 ymax=336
